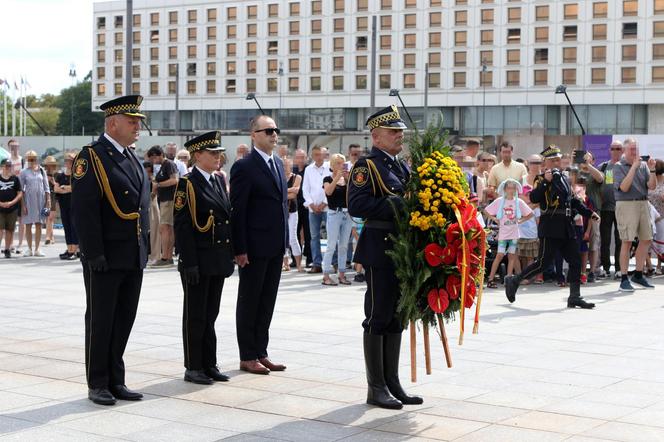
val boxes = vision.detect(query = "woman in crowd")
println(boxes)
[321,154,354,286]
[282,157,304,272]
[43,156,58,245]
[215,152,229,192]
[649,160,664,274]
[54,152,79,260]
[19,150,50,257]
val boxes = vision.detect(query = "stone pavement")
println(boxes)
[1,238,664,441]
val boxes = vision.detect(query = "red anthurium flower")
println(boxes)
[424,243,445,267]
[446,274,461,300]
[427,288,450,313]
[446,223,463,245]
[441,244,457,265]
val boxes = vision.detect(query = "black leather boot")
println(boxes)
[504,275,520,303]
[364,333,402,409]
[384,333,423,405]
[567,282,595,309]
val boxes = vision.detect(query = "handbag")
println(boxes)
[41,207,50,218]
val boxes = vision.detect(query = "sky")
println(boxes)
[1,0,95,98]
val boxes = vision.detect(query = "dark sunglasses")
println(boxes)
[479,159,493,162]
[610,147,623,151]
[529,161,543,165]
[254,128,281,136]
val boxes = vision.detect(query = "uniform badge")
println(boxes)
[352,166,369,187]
[73,158,88,179]
[174,190,187,211]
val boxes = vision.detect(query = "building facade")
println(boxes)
[92,0,664,138]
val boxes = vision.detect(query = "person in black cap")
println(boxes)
[504,145,600,309]
[173,131,234,385]
[71,94,150,405]
[347,105,422,410]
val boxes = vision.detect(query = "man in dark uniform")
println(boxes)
[174,131,234,385]
[505,145,600,309]
[71,95,150,405]
[347,105,423,410]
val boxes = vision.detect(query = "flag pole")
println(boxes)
[11,81,16,137]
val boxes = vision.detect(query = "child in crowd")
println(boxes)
[516,185,542,284]
[483,179,533,288]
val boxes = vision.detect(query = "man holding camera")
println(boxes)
[505,145,599,309]
[613,138,657,292]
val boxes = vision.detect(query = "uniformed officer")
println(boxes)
[71,95,150,405]
[174,131,234,385]
[505,145,600,309]
[348,105,423,410]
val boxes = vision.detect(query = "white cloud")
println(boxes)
[0,0,95,97]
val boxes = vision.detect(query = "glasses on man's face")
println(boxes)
[529,162,542,165]
[480,159,492,162]
[254,128,281,136]
[610,147,623,151]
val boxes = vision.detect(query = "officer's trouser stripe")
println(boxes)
[368,267,375,334]
[521,237,548,281]
[184,282,190,368]
[86,271,93,384]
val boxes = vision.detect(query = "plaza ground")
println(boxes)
[1,235,664,441]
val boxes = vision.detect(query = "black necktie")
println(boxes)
[268,158,281,188]
[210,176,222,197]
[123,148,141,182]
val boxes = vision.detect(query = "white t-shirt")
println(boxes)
[519,207,540,239]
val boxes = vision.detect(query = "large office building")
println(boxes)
[92,0,664,139]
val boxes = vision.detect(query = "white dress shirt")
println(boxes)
[104,133,128,154]
[302,162,332,212]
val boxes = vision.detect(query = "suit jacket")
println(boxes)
[348,147,410,268]
[174,167,234,277]
[71,134,150,270]
[230,148,288,259]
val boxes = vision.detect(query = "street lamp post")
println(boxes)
[481,58,487,138]
[246,93,266,115]
[555,84,586,135]
[389,89,417,131]
[69,64,77,135]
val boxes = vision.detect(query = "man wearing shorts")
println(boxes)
[148,145,179,266]
[0,159,23,258]
[613,138,658,292]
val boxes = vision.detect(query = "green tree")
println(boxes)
[26,107,61,135]
[56,79,104,135]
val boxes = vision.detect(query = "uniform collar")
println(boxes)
[195,165,213,182]
[103,133,128,155]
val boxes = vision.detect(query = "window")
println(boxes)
[591,68,606,84]
[333,76,344,90]
[114,15,123,28]
[623,0,638,16]
[653,66,664,82]
[534,69,548,85]
[592,46,606,62]
[268,41,278,54]
[535,27,549,42]
[247,42,257,55]
[247,23,257,36]
[187,80,196,94]
[429,32,441,47]
[226,79,236,93]
[114,83,122,95]
[508,7,521,23]
[404,53,416,69]
[593,24,607,40]
[188,45,197,58]
[380,55,391,69]
[97,33,105,45]
[207,26,216,40]
[622,67,636,83]
[168,81,176,94]
[564,3,578,19]
[246,78,256,92]
[97,67,105,79]
[593,2,608,18]
[227,7,237,20]
[334,17,344,32]
[623,23,637,39]
[97,83,106,96]
[247,5,257,19]
[207,8,217,22]
[114,66,122,79]
[334,37,344,51]
[356,56,367,70]
[167,11,176,24]
[311,19,321,34]
[655,22,664,37]
[267,78,278,92]
[381,0,392,9]
[187,63,197,76]
[428,72,440,88]
[356,36,368,50]
[562,68,576,85]
[290,2,300,16]
[455,10,467,25]
[114,49,123,62]
[148,65,156,77]
[404,34,416,48]
[355,75,367,90]
[480,50,493,65]
[290,21,300,35]
[97,17,106,30]
[357,16,368,31]
[289,59,299,72]
[507,49,520,65]
[188,27,197,41]
[226,43,236,56]
[268,59,278,73]
[455,31,467,46]
[430,12,442,26]
[312,1,322,14]
[534,48,548,64]
[247,60,256,74]
[311,39,321,53]
[535,5,549,21]
[398,14,414,31]
[429,52,441,67]
[405,0,417,8]
[481,9,494,24]
[134,83,143,97]
[206,80,215,93]
[480,70,493,86]
[289,77,299,91]
[310,57,321,71]
[622,45,637,61]
[381,15,391,30]
[563,47,577,63]
[507,29,520,44]
[454,51,466,67]
[379,74,391,89]
[563,25,577,41]
[227,25,236,38]
[168,46,177,59]
[506,70,520,86]
[654,43,664,59]
[188,9,197,23]
[168,29,176,42]
[114,32,123,45]
[311,77,321,91]
[380,35,391,49]
[207,62,216,75]
[133,31,140,44]
[481,30,493,45]
[431,0,442,5]
[133,48,140,61]
[334,56,345,70]
[453,72,466,88]
[268,22,278,36]
[289,40,300,54]
[357,0,367,11]
[403,74,415,89]
[226,61,235,74]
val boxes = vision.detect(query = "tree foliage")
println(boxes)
[55,79,104,136]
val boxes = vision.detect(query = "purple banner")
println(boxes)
[583,135,613,165]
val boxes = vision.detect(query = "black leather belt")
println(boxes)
[364,220,394,230]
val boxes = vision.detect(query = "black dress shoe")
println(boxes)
[567,298,595,309]
[205,366,230,382]
[504,275,519,303]
[184,369,214,385]
[88,388,116,405]
[110,385,143,400]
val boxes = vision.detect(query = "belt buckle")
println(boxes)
[565,207,571,217]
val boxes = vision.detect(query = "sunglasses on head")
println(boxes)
[254,128,281,136]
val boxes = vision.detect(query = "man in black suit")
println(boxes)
[72,95,150,405]
[230,115,288,375]
[174,131,235,385]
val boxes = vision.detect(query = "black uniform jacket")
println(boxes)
[348,147,410,268]
[174,167,234,277]
[530,171,593,240]
[71,135,150,270]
